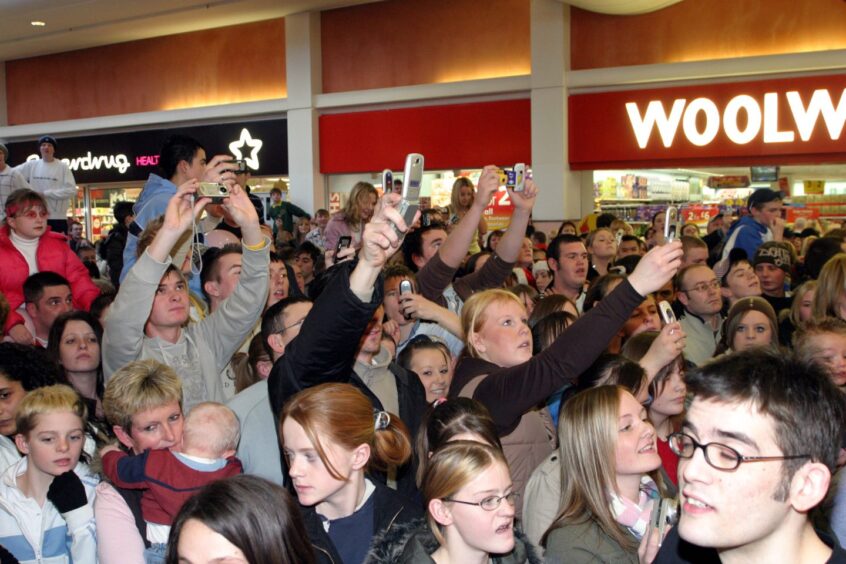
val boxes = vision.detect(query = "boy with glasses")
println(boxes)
[676,264,724,366]
[656,349,846,563]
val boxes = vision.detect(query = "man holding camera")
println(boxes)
[119,135,239,282]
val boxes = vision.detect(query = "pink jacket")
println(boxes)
[0,225,100,333]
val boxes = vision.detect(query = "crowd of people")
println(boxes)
[1,133,846,564]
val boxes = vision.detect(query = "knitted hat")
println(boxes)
[532,260,549,277]
[38,135,57,149]
[753,242,793,274]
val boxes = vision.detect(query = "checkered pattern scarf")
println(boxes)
[608,475,660,540]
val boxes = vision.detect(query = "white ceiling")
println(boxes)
[0,0,376,61]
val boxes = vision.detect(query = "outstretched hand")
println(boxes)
[509,178,538,212]
[628,241,683,297]
[359,193,419,270]
[474,165,500,209]
[163,180,209,235]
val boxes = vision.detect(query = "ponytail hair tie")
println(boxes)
[374,410,391,431]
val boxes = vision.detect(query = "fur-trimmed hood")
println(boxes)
[364,517,543,564]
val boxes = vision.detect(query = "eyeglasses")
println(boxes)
[668,432,809,471]
[16,208,48,219]
[443,492,520,511]
[681,279,720,294]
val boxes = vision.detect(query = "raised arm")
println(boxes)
[268,194,414,417]
[468,241,684,434]
[436,166,500,268]
[489,179,537,263]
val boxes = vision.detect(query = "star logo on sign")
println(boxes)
[229,128,263,171]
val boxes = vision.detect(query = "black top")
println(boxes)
[654,525,846,563]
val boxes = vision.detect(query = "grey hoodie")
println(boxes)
[103,240,269,410]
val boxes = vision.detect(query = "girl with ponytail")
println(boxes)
[280,382,422,564]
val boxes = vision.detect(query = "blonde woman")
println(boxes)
[324,182,379,252]
[367,441,541,564]
[542,386,667,564]
[448,177,487,254]
[451,242,683,511]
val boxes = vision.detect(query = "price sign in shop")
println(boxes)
[681,205,720,224]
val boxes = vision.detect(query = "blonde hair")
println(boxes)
[544,386,659,551]
[103,360,183,433]
[461,289,525,358]
[16,384,87,438]
[183,402,240,457]
[813,254,846,320]
[341,182,378,226]
[422,441,508,544]
[789,280,817,327]
[586,228,613,251]
[793,317,846,366]
[280,383,411,480]
[449,177,474,216]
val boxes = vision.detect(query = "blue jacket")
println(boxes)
[722,215,770,261]
[120,174,177,282]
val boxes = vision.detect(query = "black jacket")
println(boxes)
[102,222,128,287]
[365,517,542,564]
[304,481,423,564]
[267,260,426,498]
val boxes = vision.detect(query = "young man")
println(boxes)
[677,264,724,366]
[656,350,846,563]
[546,233,589,310]
[617,235,644,259]
[721,188,785,261]
[14,136,76,234]
[382,264,463,357]
[753,241,794,314]
[293,241,321,296]
[119,135,237,282]
[103,182,269,411]
[718,251,762,310]
[22,272,74,347]
[266,186,310,239]
[0,143,30,222]
[402,165,537,313]
[680,236,709,268]
[100,200,135,287]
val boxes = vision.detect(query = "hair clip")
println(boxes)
[374,410,391,431]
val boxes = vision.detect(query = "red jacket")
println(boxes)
[0,225,100,333]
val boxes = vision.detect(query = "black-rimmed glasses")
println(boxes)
[668,432,810,471]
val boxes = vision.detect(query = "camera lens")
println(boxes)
[219,186,228,194]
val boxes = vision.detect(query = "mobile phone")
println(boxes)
[225,160,248,174]
[651,498,678,545]
[396,153,423,235]
[335,235,352,257]
[658,300,677,325]
[615,229,624,247]
[664,206,679,243]
[399,279,413,320]
[512,163,526,192]
[382,169,393,193]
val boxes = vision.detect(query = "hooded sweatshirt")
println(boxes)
[120,174,177,282]
[103,239,269,411]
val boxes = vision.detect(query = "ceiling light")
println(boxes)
[31,21,46,27]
